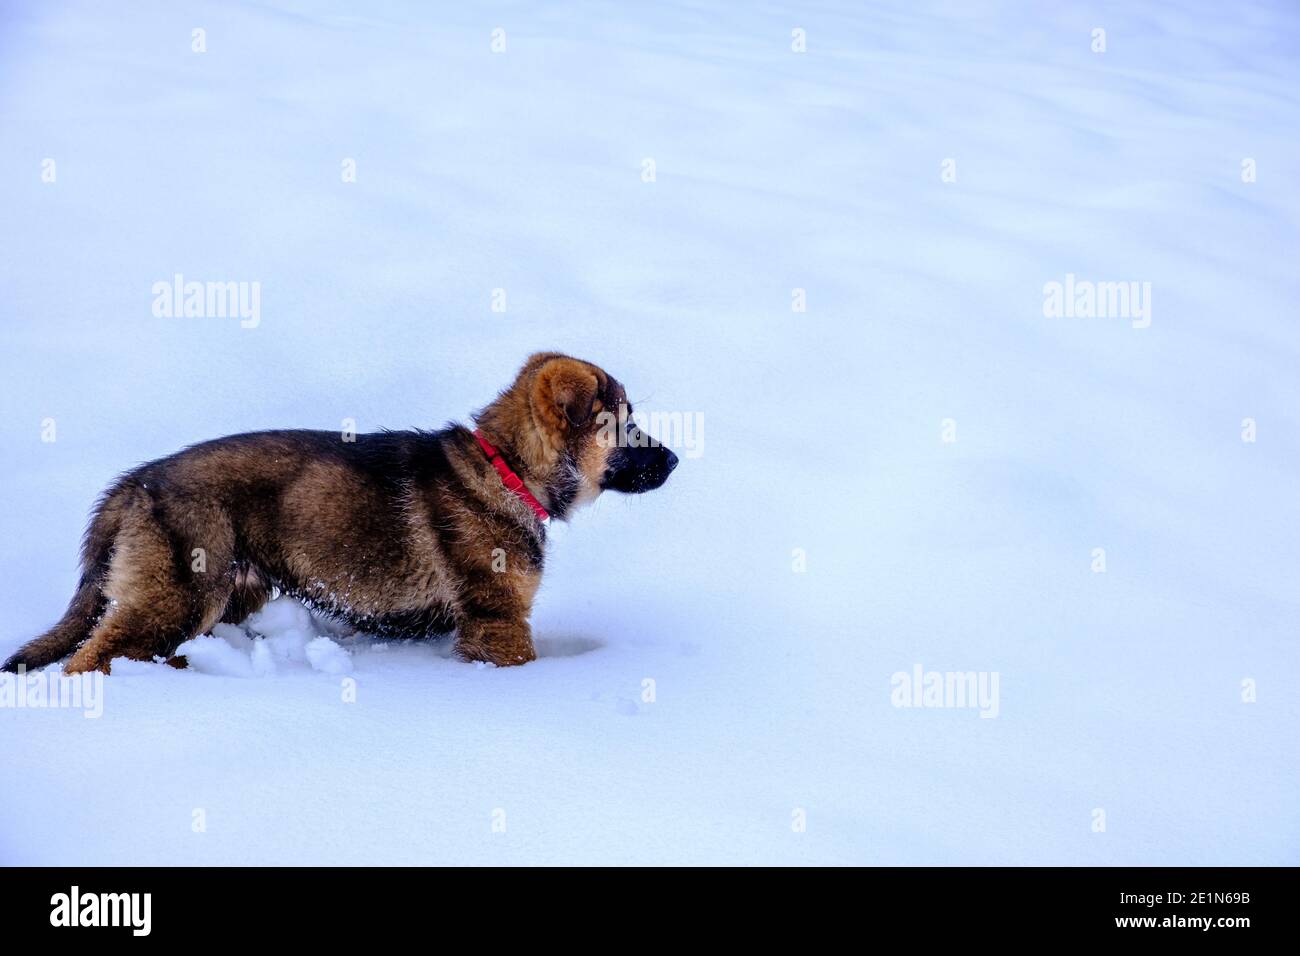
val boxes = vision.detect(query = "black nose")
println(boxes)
[664,449,679,472]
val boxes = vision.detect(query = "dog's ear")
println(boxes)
[532,357,599,433]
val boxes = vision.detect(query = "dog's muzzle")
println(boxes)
[601,429,678,494]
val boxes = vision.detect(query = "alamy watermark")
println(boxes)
[596,402,703,459]
[891,664,999,718]
[152,273,261,328]
[50,886,150,935]
[1,665,103,718]
[1043,273,1151,329]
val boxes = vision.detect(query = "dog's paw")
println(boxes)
[454,621,536,667]
[63,648,112,676]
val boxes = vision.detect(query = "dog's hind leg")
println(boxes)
[63,490,235,675]
[64,583,233,674]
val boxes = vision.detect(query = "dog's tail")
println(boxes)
[1,578,105,673]
[1,486,123,673]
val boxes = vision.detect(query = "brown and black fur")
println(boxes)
[2,353,677,675]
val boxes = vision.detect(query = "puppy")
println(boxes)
[2,353,678,674]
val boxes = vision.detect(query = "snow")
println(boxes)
[1,0,1298,864]
[304,636,353,676]
[172,599,355,677]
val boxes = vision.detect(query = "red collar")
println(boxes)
[473,430,550,524]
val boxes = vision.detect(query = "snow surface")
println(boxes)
[1,0,1298,865]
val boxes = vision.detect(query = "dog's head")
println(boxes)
[474,353,678,519]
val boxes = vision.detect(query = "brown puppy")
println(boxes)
[2,353,678,675]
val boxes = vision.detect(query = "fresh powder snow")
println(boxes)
[0,1,1297,864]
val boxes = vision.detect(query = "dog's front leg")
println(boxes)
[453,566,540,667]
[455,614,537,667]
